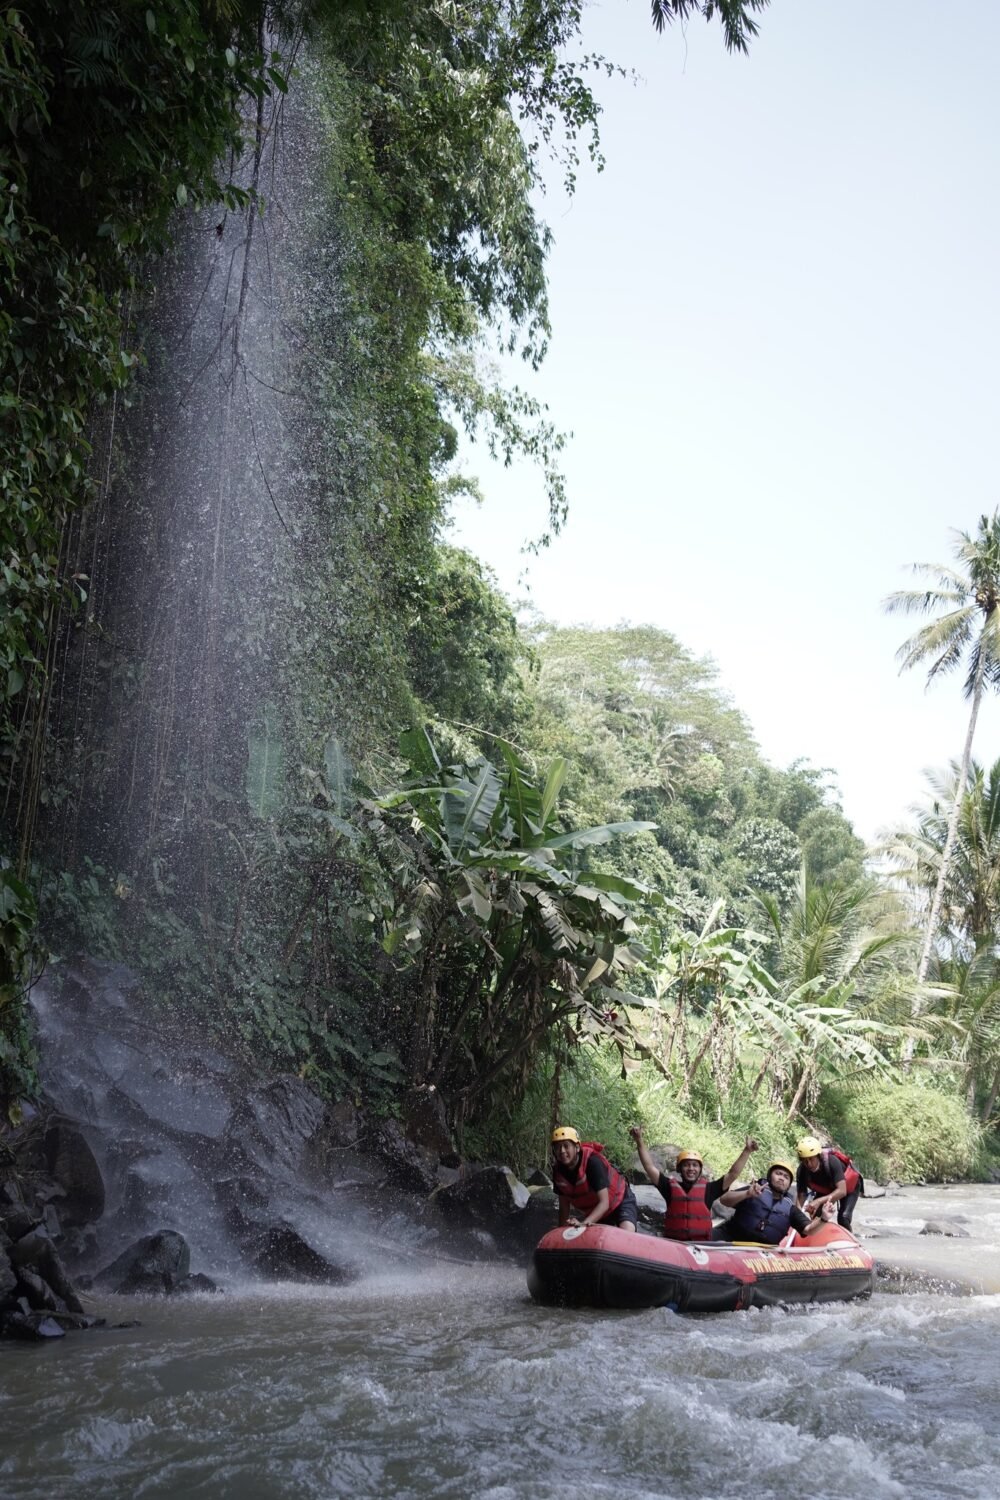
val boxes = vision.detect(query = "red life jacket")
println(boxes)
[660,1173,713,1241]
[804,1148,860,1197]
[552,1142,627,1219]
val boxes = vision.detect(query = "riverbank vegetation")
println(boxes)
[2,1,997,1187]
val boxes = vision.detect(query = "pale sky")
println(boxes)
[449,0,1000,844]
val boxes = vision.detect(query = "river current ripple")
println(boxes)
[2,1266,1000,1500]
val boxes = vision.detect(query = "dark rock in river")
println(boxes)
[249,1220,355,1284]
[1,1311,66,1341]
[432,1163,542,1255]
[93,1229,191,1293]
[173,1272,220,1295]
[435,1164,530,1225]
[14,1267,61,1313]
[7,1227,85,1313]
[920,1219,972,1238]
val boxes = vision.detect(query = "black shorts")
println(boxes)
[604,1188,638,1227]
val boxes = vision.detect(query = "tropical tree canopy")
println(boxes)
[885,510,1000,981]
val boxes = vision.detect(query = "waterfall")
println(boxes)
[25,44,374,1283]
[52,37,325,910]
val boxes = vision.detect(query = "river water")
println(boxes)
[3,1261,1000,1500]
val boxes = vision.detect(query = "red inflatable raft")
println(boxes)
[528,1221,874,1312]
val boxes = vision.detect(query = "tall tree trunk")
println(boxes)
[916,662,986,986]
[786,1059,814,1120]
[680,1004,722,1100]
[981,1061,1000,1123]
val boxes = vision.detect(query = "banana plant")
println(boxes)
[359,726,661,1113]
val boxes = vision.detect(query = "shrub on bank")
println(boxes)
[819,1081,982,1183]
[469,1044,802,1183]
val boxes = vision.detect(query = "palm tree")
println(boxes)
[884,512,1000,982]
[756,872,911,1117]
[650,0,769,53]
[882,758,1000,962]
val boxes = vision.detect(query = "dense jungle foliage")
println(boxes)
[2,0,997,1184]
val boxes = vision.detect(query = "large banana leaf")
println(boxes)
[539,757,567,826]
[543,819,656,851]
[497,739,545,843]
[441,761,503,853]
[399,724,441,778]
[246,702,284,819]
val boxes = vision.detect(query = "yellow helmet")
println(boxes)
[551,1125,580,1145]
[796,1135,823,1159]
[767,1159,796,1178]
[675,1148,703,1167]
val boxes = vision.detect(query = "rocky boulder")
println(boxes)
[371,1117,440,1196]
[249,1221,355,1284]
[92,1229,191,1294]
[435,1164,530,1223]
[920,1219,972,1238]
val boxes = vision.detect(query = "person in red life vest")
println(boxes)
[629,1126,759,1242]
[551,1126,639,1232]
[794,1135,863,1230]
[715,1159,837,1245]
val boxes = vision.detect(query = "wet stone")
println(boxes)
[0,1248,16,1301]
[93,1229,191,1293]
[920,1219,972,1238]
[1,1206,42,1241]
[435,1165,531,1225]
[15,1268,62,1312]
[250,1220,355,1285]
[173,1273,221,1295]
[1,1311,66,1341]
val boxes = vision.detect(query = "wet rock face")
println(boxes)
[13,957,559,1316]
[225,1076,329,1180]
[371,1117,441,1196]
[402,1086,459,1167]
[44,1118,106,1225]
[0,1208,88,1339]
